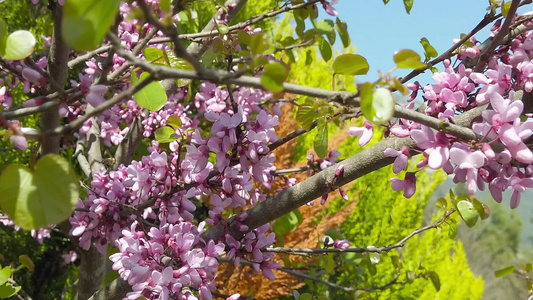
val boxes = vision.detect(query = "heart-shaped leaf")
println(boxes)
[165,115,182,129]
[393,49,426,69]
[2,30,36,60]
[360,86,395,124]
[133,72,167,111]
[154,126,178,143]
[0,155,79,230]
[457,200,479,227]
[0,266,11,286]
[333,54,369,75]
[261,63,287,92]
[62,0,122,51]
[0,283,20,298]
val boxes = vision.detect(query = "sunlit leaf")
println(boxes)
[296,104,315,130]
[133,72,167,112]
[154,127,178,143]
[0,283,20,298]
[0,266,10,286]
[393,49,426,69]
[166,115,182,129]
[361,86,394,124]
[0,155,79,230]
[457,200,479,227]
[0,20,8,57]
[63,0,122,50]
[420,37,438,62]
[2,30,35,60]
[332,54,369,75]
[403,0,414,14]
[318,37,332,62]
[501,1,512,17]
[495,265,515,278]
[261,63,287,92]
[315,19,334,34]
[336,18,350,48]
[143,47,166,64]
[314,119,328,158]
[217,24,229,34]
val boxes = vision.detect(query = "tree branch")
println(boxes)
[200,105,484,243]
[264,208,455,255]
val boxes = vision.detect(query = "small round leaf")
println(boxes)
[332,54,369,75]
[261,63,287,93]
[360,86,395,124]
[393,49,426,69]
[457,200,479,227]
[2,30,36,60]
[0,154,79,230]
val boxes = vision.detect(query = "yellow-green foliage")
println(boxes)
[308,162,484,299]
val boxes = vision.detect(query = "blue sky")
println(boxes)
[331,0,532,84]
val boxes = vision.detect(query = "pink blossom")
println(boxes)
[390,172,417,198]
[349,121,373,147]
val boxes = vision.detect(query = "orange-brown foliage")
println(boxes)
[216,100,359,299]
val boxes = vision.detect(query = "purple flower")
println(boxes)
[390,172,417,198]
[450,147,486,195]
[410,125,450,169]
[349,121,373,147]
[384,146,410,174]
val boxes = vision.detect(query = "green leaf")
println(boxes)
[315,19,334,34]
[292,290,300,300]
[436,198,447,210]
[361,86,394,125]
[154,127,178,143]
[2,31,36,60]
[299,294,312,300]
[457,200,479,227]
[261,63,287,93]
[318,37,332,62]
[0,155,79,230]
[62,0,122,51]
[0,20,8,57]
[143,47,166,64]
[166,115,182,129]
[249,32,268,54]
[495,265,515,278]
[18,255,34,272]
[217,24,229,35]
[325,253,335,274]
[420,37,438,62]
[0,266,11,286]
[332,54,369,75]
[0,283,20,299]
[314,119,328,158]
[501,1,512,17]
[393,49,426,69]
[427,271,440,291]
[336,18,350,48]
[403,0,414,14]
[472,198,490,220]
[295,104,315,130]
[448,222,457,239]
[160,0,171,13]
[133,72,167,111]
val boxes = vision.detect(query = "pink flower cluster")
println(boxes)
[384,26,533,209]
[110,221,224,300]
